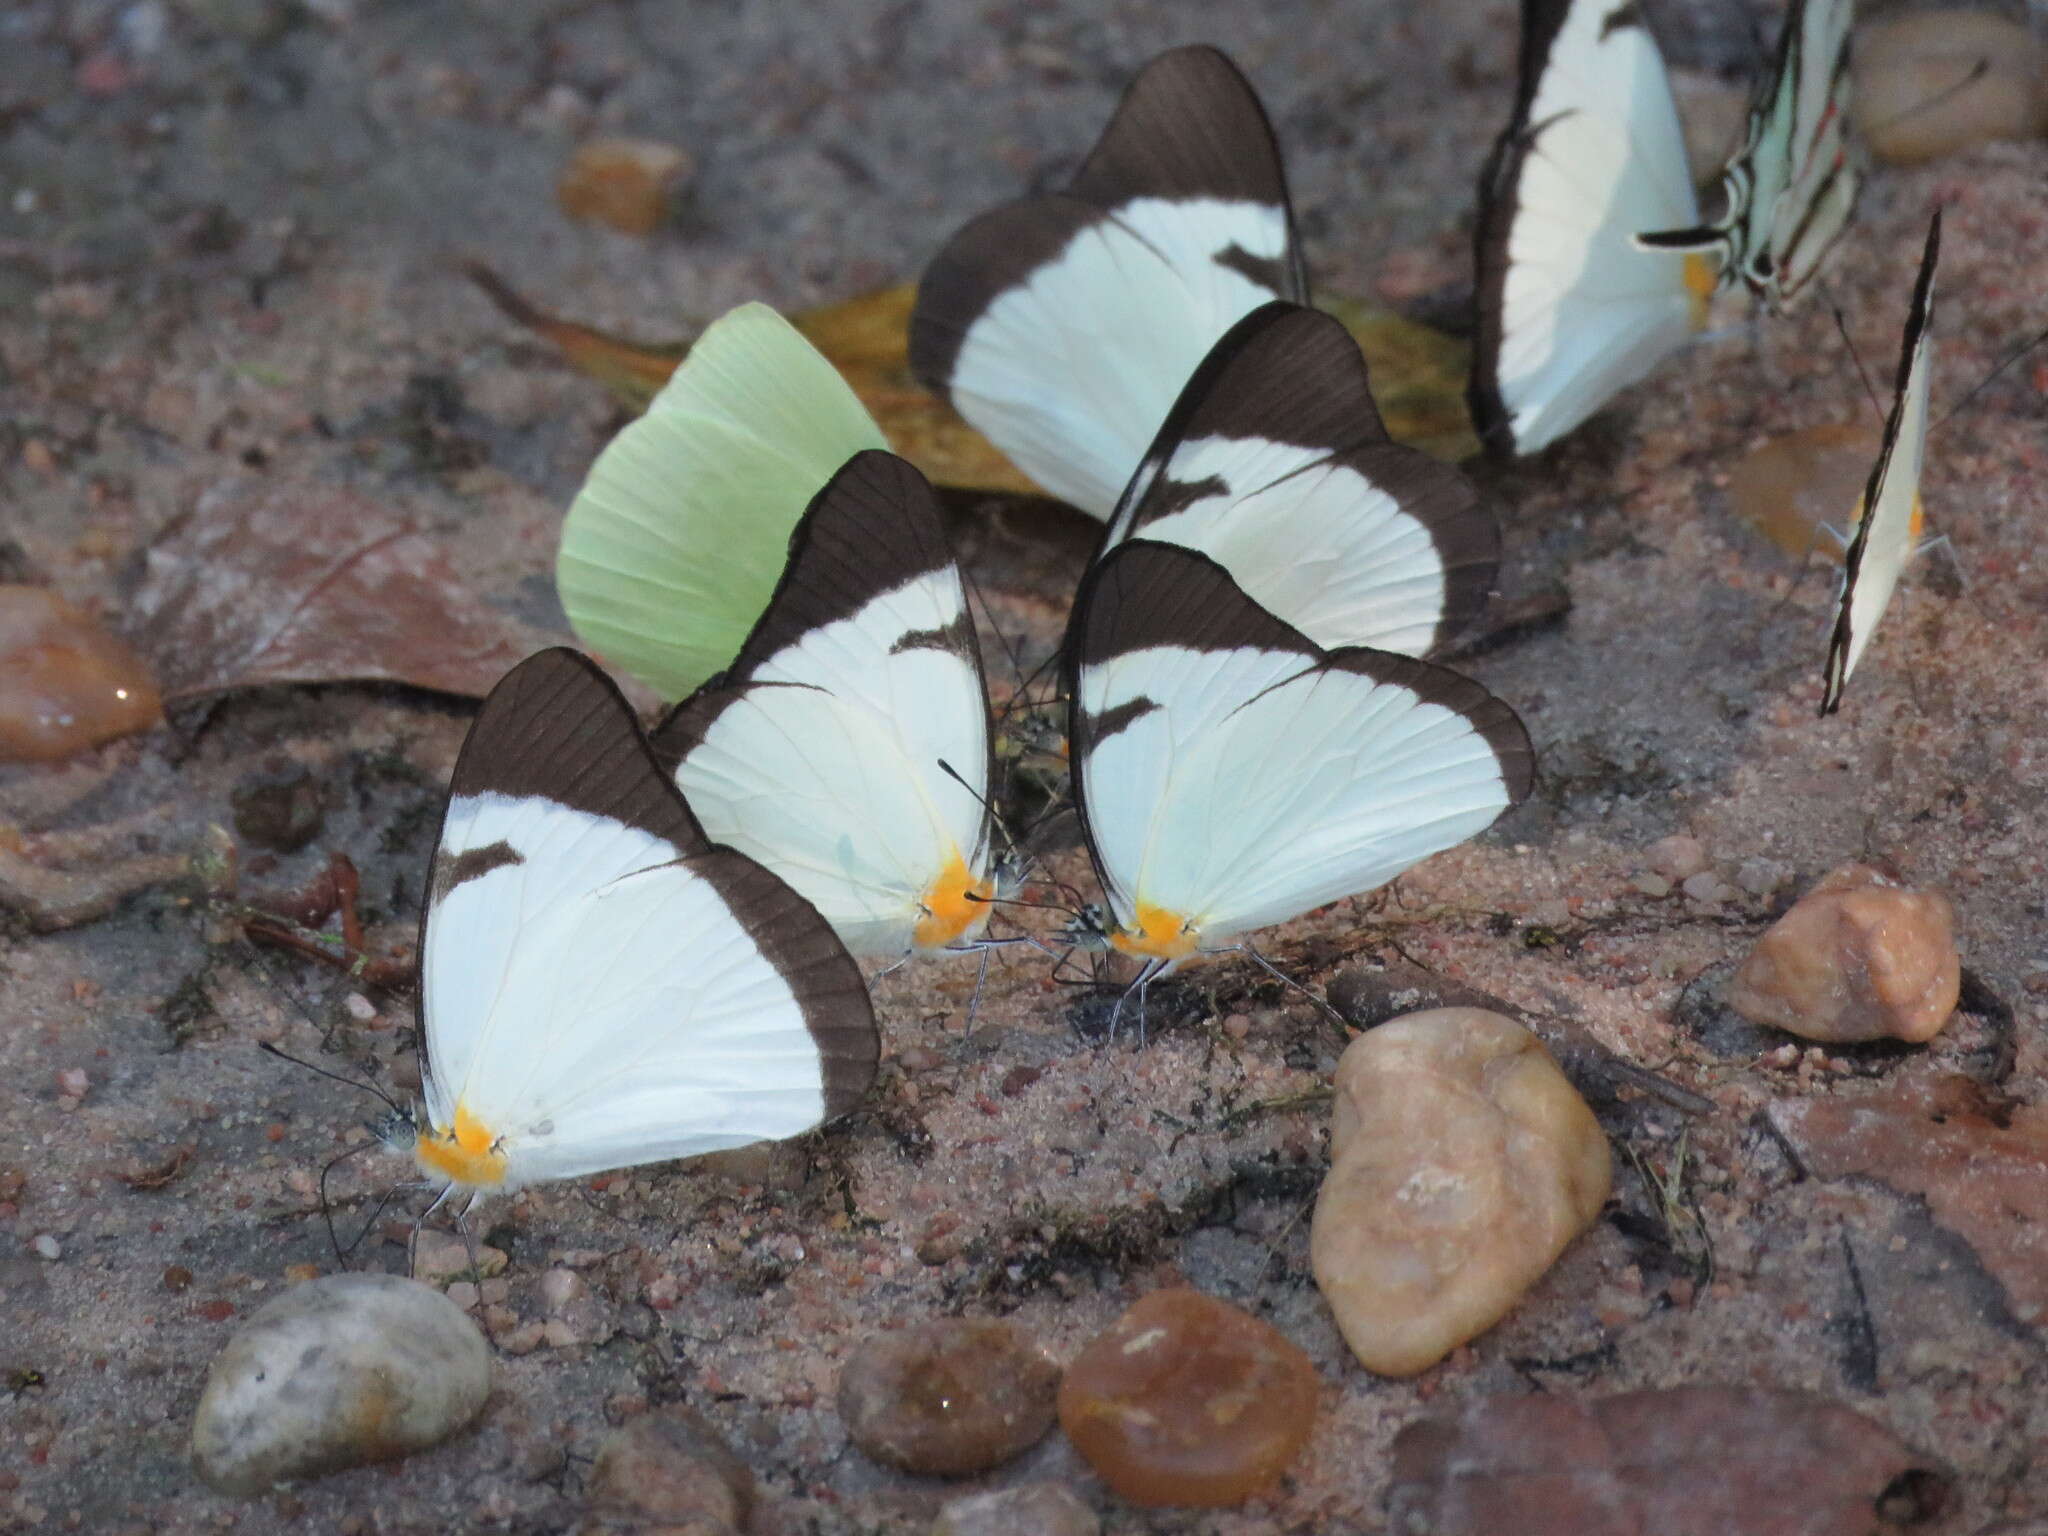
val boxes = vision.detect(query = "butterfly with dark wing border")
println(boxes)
[1099,300,1501,659]
[1471,0,1721,457]
[1822,210,1940,715]
[1063,539,1535,995]
[910,44,1306,520]
[1638,0,1857,311]
[651,450,1004,962]
[402,648,878,1208]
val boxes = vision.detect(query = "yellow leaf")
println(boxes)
[1317,295,1482,464]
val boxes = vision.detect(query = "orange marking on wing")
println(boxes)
[912,849,995,952]
[1109,903,1201,963]
[414,1102,508,1188]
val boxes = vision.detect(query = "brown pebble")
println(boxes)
[1728,863,1960,1044]
[1310,1009,1611,1377]
[1855,11,2048,166]
[1057,1289,1318,1508]
[1728,424,1881,560]
[557,138,695,235]
[163,1265,194,1292]
[0,586,162,762]
[932,1482,1100,1536]
[839,1318,1060,1476]
[230,760,326,853]
[587,1403,753,1530]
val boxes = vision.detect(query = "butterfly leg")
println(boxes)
[1239,942,1347,1031]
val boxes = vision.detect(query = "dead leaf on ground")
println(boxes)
[1388,1386,1948,1536]
[125,473,569,703]
[466,268,1485,500]
[113,1143,196,1191]
[1769,1075,2048,1326]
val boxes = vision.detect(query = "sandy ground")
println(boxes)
[3,0,2046,1531]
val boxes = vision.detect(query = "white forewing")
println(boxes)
[1080,645,1517,943]
[948,198,1291,518]
[1111,435,1452,656]
[1831,319,1932,695]
[676,572,990,957]
[1483,0,1705,453]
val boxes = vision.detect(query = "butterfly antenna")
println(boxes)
[1934,319,2048,435]
[961,567,1034,698]
[936,756,1017,856]
[257,1040,406,1116]
[1239,943,1349,1033]
[1831,304,1886,425]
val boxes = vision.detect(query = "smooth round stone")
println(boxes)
[587,1404,753,1532]
[1729,863,1960,1043]
[839,1318,1061,1477]
[1312,1009,1611,1377]
[189,1273,490,1495]
[556,137,695,235]
[931,1483,1099,1536]
[1056,1289,1318,1508]
[1855,11,2047,166]
[0,585,161,762]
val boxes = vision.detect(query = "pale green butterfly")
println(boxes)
[556,302,887,700]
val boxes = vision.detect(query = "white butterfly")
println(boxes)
[1065,540,1534,985]
[404,648,877,1205]
[912,44,1305,518]
[652,451,1002,961]
[1471,0,1719,455]
[1101,300,1500,659]
[1823,212,1940,714]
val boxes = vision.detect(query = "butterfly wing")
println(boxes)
[653,452,995,958]
[556,303,888,700]
[1472,0,1709,455]
[1103,302,1499,658]
[1067,542,1533,949]
[1822,212,1939,714]
[418,649,877,1188]
[910,45,1305,518]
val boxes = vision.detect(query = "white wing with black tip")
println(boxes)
[1102,301,1500,658]
[1065,541,1534,964]
[414,648,878,1195]
[911,44,1306,518]
[1822,211,1939,714]
[1472,0,1716,456]
[653,451,997,960]
[1638,0,1857,310]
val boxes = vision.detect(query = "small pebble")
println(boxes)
[189,1273,489,1495]
[556,138,695,235]
[1728,425,1880,559]
[586,1403,753,1531]
[1728,863,1960,1043]
[1057,1289,1318,1508]
[1631,873,1672,899]
[342,993,377,1023]
[1681,872,1728,905]
[54,1068,89,1100]
[228,760,326,853]
[31,1234,61,1261]
[537,1267,584,1311]
[1311,1008,1611,1377]
[932,1483,1100,1536]
[411,1230,508,1283]
[1645,834,1708,882]
[1855,10,2048,166]
[839,1318,1061,1476]
[0,586,162,762]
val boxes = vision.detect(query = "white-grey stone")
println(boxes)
[189,1273,490,1495]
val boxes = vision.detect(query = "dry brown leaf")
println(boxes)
[466,268,1484,501]
[1769,1076,2048,1326]
[113,1143,196,1191]
[127,473,568,703]
[1388,1387,1947,1535]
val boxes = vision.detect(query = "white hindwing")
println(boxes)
[1080,645,1519,943]
[1110,434,1455,657]
[675,573,991,957]
[950,198,1292,518]
[421,793,827,1186]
